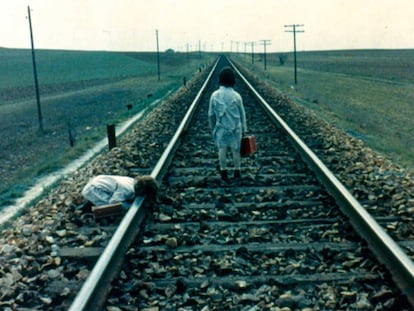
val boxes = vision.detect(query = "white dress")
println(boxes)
[208,86,247,149]
[81,175,135,206]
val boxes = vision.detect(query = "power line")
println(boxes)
[284,24,304,84]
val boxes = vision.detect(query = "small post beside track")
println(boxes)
[107,124,116,150]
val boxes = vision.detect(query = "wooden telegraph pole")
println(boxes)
[251,42,255,64]
[259,40,271,70]
[156,29,160,81]
[27,6,44,133]
[186,43,189,65]
[284,24,304,84]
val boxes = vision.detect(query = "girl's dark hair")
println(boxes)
[219,67,235,87]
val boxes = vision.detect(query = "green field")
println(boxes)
[0,48,212,207]
[2,48,413,208]
[235,49,414,171]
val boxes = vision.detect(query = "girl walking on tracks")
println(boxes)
[209,66,247,182]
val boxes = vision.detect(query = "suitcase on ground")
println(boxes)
[240,135,257,157]
[92,203,123,219]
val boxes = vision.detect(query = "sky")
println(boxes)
[1,0,414,53]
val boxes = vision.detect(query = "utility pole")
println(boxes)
[251,42,255,64]
[284,24,304,84]
[27,6,43,133]
[186,43,189,65]
[259,40,271,70]
[186,43,190,66]
[156,29,160,81]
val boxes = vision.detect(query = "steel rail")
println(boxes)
[229,58,414,306]
[69,57,220,311]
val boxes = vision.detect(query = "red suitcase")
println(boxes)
[240,135,257,157]
[92,203,123,219]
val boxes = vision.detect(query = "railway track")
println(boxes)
[64,56,412,309]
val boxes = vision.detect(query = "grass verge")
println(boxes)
[0,50,215,208]
[235,51,414,171]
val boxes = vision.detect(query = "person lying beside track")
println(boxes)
[81,174,158,211]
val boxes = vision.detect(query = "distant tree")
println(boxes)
[278,53,288,65]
